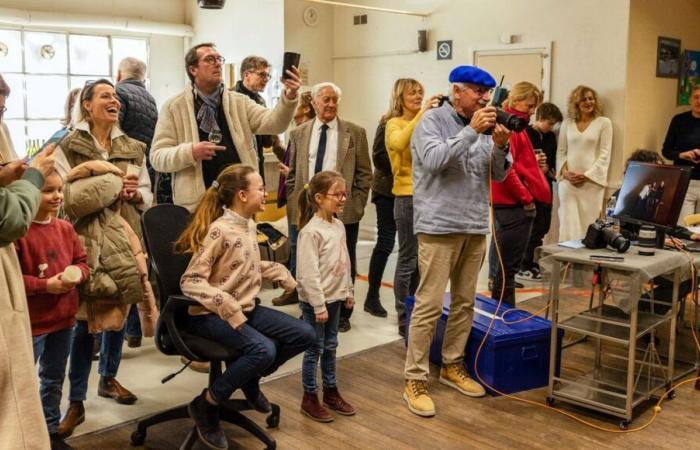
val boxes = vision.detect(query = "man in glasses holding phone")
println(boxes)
[233,55,286,182]
[151,43,300,212]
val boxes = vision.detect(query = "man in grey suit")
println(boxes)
[277,82,372,332]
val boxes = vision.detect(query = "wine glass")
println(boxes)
[208,129,223,144]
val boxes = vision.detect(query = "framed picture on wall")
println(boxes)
[678,50,700,105]
[656,36,681,78]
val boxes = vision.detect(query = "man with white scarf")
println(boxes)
[151,43,300,212]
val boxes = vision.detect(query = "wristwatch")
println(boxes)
[497,142,510,153]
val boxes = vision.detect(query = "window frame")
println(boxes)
[0,27,149,151]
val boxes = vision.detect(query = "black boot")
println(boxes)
[363,298,388,318]
[50,435,74,450]
[187,389,228,450]
[242,380,271,413]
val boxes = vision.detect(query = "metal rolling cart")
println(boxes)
[542,247,689,430]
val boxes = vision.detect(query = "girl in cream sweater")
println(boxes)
[296,170,356,423]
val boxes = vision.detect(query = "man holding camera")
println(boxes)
[403,66,511,417]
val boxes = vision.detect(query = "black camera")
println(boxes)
[582,219,630,253]
[484,86,528,134]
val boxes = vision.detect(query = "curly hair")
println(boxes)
[567,85,603,121]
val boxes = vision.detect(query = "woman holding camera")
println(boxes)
[489,81,546,306]
[557,85,612,241]
[384,78,440,335]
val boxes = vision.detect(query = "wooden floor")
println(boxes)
[69,292,700,450]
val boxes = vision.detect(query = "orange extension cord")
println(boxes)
[479,150,700,433]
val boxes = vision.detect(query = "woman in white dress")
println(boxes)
[556,85,613,241]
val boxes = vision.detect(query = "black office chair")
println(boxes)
[130,204,280,450]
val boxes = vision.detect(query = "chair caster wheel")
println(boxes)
[619,420,630,431]
[546,397,556,407]
[667,390,676,400]
[266,404,280,428]
[130,429,146,446]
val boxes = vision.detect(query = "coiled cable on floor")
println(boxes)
[476,146,700,433]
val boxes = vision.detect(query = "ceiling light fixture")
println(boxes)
[198,0,226,9]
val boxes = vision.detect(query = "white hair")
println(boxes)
[449,82,467,98]
[311,82,342,100]
[118,57,147,81]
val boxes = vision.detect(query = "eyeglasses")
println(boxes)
[251,71,271,81]
[201,55,225,65]
[324,192,348,201]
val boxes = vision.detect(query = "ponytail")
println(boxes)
[296,170,345,230]
[176,164,256,253]
[297,184,316,230]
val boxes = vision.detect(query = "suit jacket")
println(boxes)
[286,118,372,225]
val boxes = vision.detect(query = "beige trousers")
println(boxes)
[404,233,486,381]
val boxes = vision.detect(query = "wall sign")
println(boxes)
[437,40,452,60]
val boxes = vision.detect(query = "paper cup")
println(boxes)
[126,163,140,178]
[62,265,82,284]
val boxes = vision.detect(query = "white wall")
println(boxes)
[187,0,285,74]
[0,0,188,106]
[624,0,700,161]
[0,0,186,23]
[284,0,334,87]
[329,0,631,178]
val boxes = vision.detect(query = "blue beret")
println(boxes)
[448,66,496,88]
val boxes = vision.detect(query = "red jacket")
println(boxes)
[15,218,89,336]
[491,108,551,206]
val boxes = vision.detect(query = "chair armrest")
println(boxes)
[157,294,202,362]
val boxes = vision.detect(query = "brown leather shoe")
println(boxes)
[126,336,142,348]
[57,401,85,439]
[323,387,356,416]
[98,376,137,404]
[301,391,333,422]
[272,289,298,306]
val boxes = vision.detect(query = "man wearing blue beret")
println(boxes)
[403,65,512,417]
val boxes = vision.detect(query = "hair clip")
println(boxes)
[212,180,220,189]
[304,183,309,190]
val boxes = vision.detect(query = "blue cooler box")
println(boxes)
[405,293,563,395]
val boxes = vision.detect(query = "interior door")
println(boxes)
[475,52,544,91]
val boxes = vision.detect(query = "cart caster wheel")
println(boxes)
[266,404,280,428]
[130,429,146,446]
[619,420,630,431]
[546,397,556,407]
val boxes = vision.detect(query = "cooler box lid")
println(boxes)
[441,294,553,345]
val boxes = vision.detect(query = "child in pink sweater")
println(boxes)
[177,164,314,449]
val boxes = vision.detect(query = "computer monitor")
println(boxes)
[612,162,691,230]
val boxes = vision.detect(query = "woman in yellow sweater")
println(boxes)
[385,78,439,336]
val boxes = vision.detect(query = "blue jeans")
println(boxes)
[67,320,127,401]
[186,306,315,404]
[300,301,341,393]
[32,327,73,435]
[126,304,142,338]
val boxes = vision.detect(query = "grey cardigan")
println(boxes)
[411,102,511,235]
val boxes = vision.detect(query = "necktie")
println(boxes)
[314,124,329,174]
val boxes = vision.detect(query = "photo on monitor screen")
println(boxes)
[612,162,691,229]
